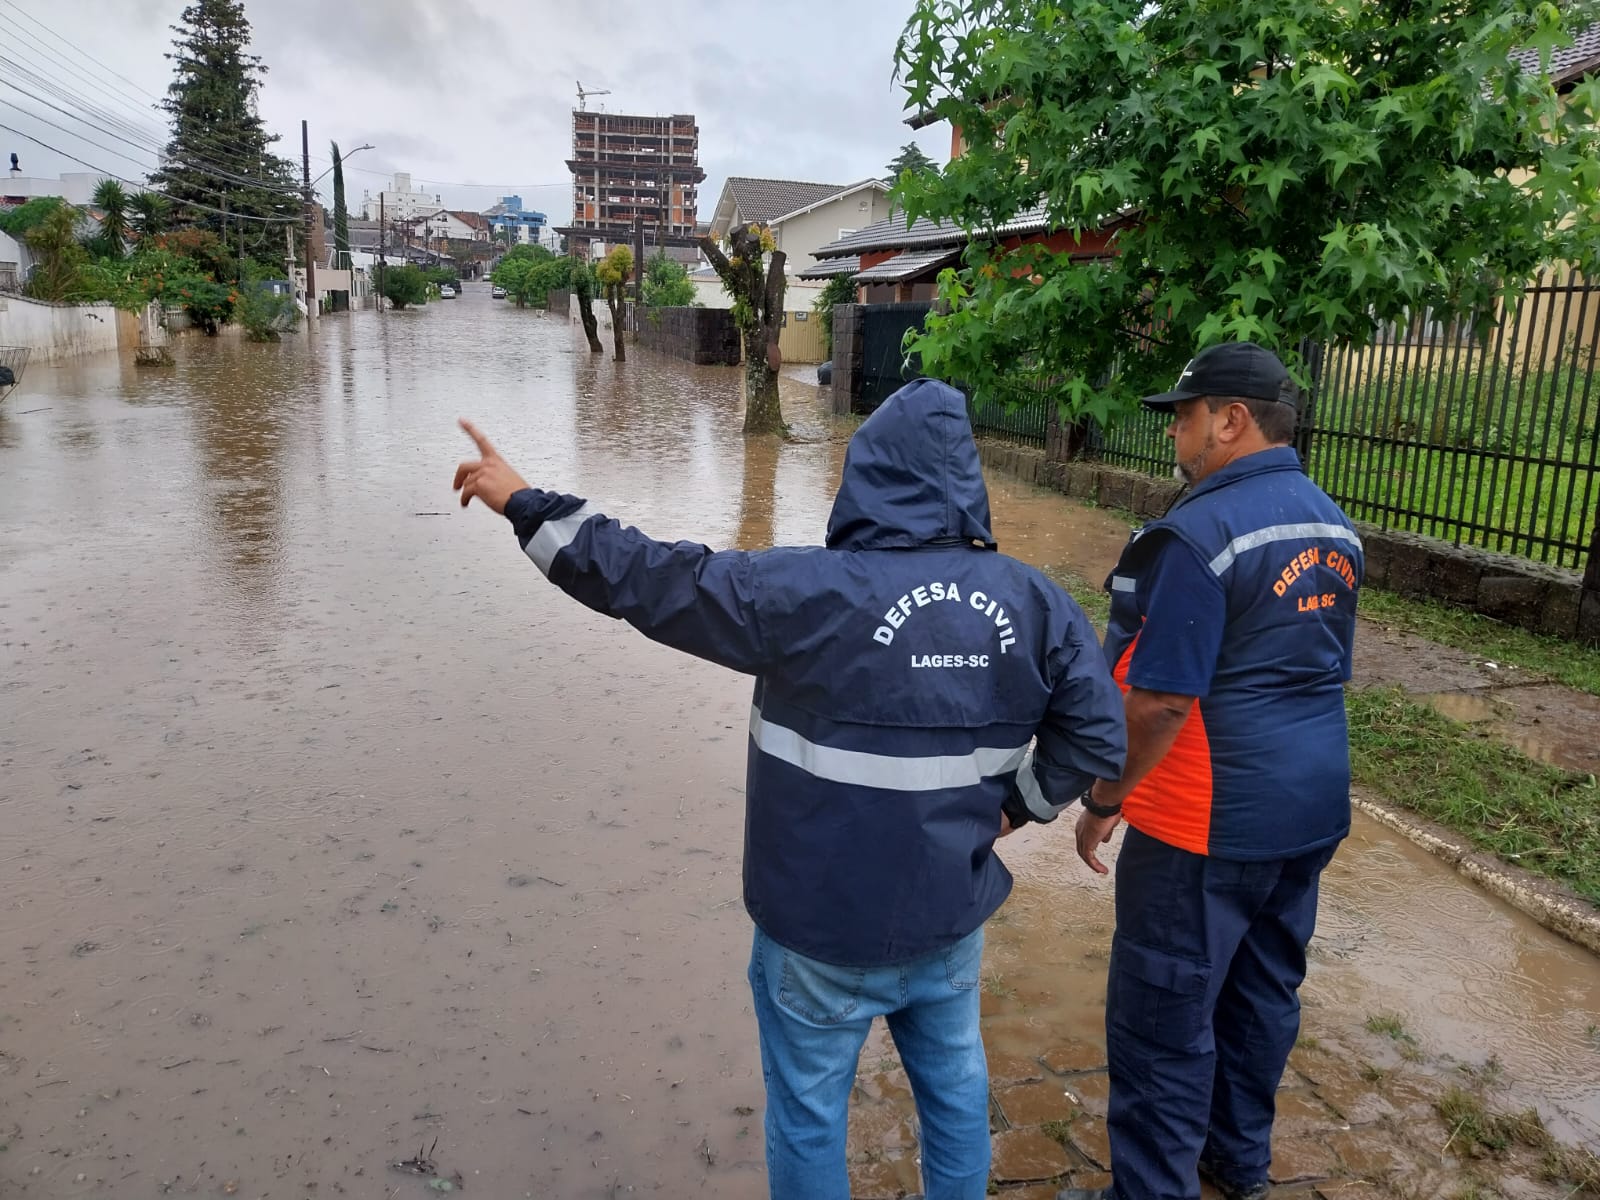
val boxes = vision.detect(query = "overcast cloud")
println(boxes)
[3,0,950,220]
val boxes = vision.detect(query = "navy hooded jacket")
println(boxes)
[502,378,1127,966]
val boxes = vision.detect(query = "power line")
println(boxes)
[0,122,299,224]
[0,0,165,105]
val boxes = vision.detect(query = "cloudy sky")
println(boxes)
[2,0,951,220]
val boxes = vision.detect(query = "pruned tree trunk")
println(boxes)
[700,224,787,436]
[574,275,604,353]
[605,292,626,362]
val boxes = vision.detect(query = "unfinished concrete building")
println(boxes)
[558,110,705,259]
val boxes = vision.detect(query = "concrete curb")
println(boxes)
[1351,795,1600,957]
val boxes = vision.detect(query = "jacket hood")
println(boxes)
[826,378,996,551]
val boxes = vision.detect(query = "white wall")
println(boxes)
[774,188,893,271]
[2,171,143,206]
[0,294,161,362]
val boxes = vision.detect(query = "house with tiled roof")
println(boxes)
[706,176,894,275]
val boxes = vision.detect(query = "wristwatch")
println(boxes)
[1080,788,1123,819]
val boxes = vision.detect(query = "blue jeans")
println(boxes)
[1105,827,1339,1200]
[747,924,991,1200]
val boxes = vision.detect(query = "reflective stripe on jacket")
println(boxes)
[504,379,1127,965]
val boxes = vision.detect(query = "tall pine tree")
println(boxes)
[153,0,298,270]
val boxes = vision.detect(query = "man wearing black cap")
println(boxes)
[1053,343,1362,1200]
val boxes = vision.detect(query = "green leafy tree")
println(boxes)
[894,0,1600,423]
[23,205,92,301]
[0,195,67,239]
[641,250,697,308]
[381,264,429,309]
[89,179,130,259]
[173,274,237,334]
[153,0,298,263]
[595,245,634,361]
[885,141,938,181]
[128,191,172,247]
[236,283,298,341]
[699,223,788,434]
[813,273,858,358]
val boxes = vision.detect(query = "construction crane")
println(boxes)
[576,81,611,111]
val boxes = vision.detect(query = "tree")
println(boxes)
[641,250,697,308]
[382,264,430,309]
[330,142,350,270]
[129,191,172,247]
[700,223,788,434]
[0,195,66,239]
[153,0,298,265]
[885,141,938,182]
[813,273,858,359]
[89,179,129,259]
[893,0,1600,424]
[596,245,634,361]
[23,204,91,301]
[571,259,604,353]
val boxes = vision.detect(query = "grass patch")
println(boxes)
[1438,1085,1511,1155]
[1347,687,1600,904]
[1040,1118,1073,1146]
[1365,1012,1410,1040]
[1041,564,1110,628]
[982,972,1016,999]
[1357,589,1600,698]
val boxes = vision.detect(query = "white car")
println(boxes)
[491,285,507,299]
[439,285,457,299]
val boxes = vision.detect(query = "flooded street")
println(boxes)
[2,287,1597,1198]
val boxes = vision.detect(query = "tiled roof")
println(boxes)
[853,247,962,282]
[449,210,490,231]
[726,177,849,225]
[796,256,860,280]
[812,203,1050,258]
[1513,22,1600,85]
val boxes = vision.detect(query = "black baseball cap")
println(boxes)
[1141,341,1296,412]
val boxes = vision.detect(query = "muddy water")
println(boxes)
[0,290,1596,1198]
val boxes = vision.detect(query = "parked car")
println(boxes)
[491,284,506,299]
[439,285,457,299]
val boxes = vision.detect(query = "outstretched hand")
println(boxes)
[452,419,529,515]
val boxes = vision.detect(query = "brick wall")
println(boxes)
[633,306,741,366]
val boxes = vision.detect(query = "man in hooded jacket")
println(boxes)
[453,378,1127,1200]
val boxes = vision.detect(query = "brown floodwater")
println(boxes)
[1,288,1596,1198]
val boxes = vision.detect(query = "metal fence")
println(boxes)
[1095,274,1600,571]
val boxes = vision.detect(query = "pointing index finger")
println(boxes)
[458,418,498,459]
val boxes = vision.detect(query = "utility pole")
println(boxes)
[378,192,386,313]
[302,119,317,328]
[632,213,644,334]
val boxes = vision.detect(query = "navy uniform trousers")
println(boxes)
[1105,826,1340,1200]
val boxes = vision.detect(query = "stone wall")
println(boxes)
[974,440,1600,645]
[633,306,740,366]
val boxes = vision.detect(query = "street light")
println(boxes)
[309,143,374,189]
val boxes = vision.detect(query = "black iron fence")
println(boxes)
[1096,274,1600,571]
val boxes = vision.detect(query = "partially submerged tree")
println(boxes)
[699,222,787,435]
[596,245,634,361]
[571,259,604,353]
[894,0,1600,422]
[381,264,429,309]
